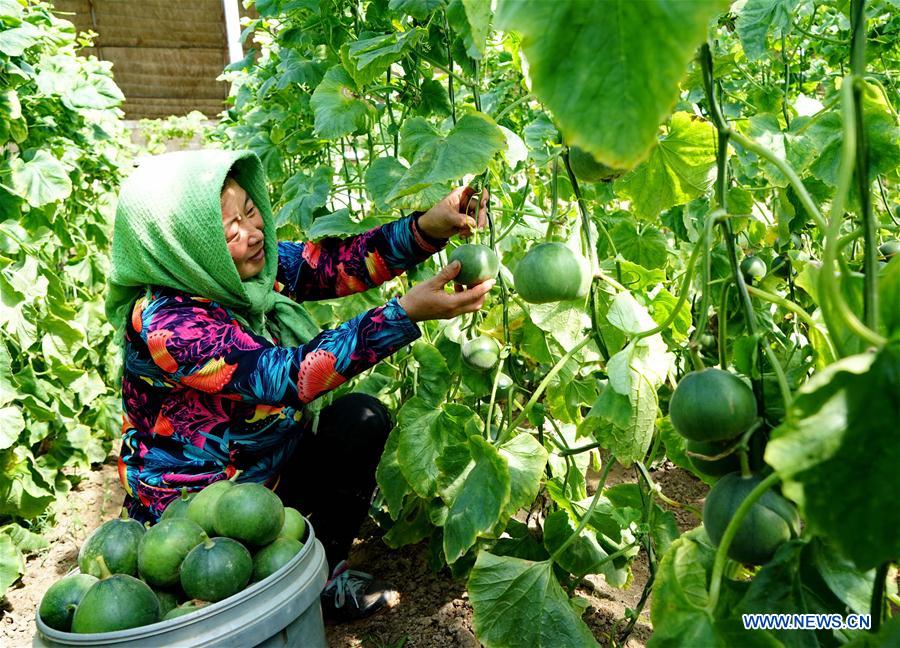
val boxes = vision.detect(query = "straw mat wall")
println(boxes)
[51,0,254,119]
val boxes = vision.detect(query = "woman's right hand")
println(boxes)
[398,261,495,322]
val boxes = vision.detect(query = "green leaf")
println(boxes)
[649,289,692,342]
[0,533,24,599]
[0,21,41,56]
[0,447,55,519]
[1,523,49,553]
[277,166,332,229]
[736,0,801,61]
[649,528,779,647]
[441,435,510,563]
[309,66,374,139]
[0,0,25,20]
[618,112,717,220]
[468,553,599,648]
[527,300,591,351]
[383,498,432,548]
[364,156,449,211]
[0,406,24,449]
[543,509,612,578]
[376,427,411,520]
[610,221,668,269]
[389,0,445,20]
[341,29,423,87]
[8,150,72,207]
[397,399,476,498]
[497,433,547,520]
[765,345,900,570]
[307,209,381,240]
[803,85,900,185]
[412,342,451,406]
[495,0,729,169]
[522,113,559,166]
[461,0,493,57]
[386,113,505,203]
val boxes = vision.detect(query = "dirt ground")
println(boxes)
[1,457,708,648]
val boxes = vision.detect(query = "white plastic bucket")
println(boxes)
[33,519,328,648]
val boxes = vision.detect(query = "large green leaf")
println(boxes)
[389,0,445,20]
[364,156,449,211]
[765,345,900,570]
[0,533,24,599]
[0,447,55,519]
[440,435,510,563]
[307,209,381,240]
[397,399,477,498]
[498,432,548,520]
[412,342,451,406]
[495,0,729,169]
[8,150,72,207]
[649,529,779,647]
[340,28,423,87]
[309,66,374,139]
[618,112,717,220]
[461,0,492,57]
[276,166,332,229]
[0,21,41,56]
[468,552,599,647]
[802,83,900,186]
[0,406,24,450]
[376,426,412,520]
[385,113,505,202]
[610,221,668,269]
[736,0,801,61]
[542,509,611,578]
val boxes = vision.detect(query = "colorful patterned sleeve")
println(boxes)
[131,290,421,407]
[276,213,447,302]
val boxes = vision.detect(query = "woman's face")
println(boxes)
[221,178,266,280]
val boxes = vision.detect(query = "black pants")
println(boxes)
[275,393,392,572]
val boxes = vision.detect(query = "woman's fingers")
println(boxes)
[448,279,495,314]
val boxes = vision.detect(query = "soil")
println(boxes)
[1,457,708,648]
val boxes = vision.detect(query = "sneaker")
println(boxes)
[320,560,399,623]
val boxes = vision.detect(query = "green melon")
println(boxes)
[880,240,900,259]
[461,336,501,372]
[163,601,209,620]
[448,244,499,286]
[70,572,160,633]
[513,243,591,304]
[160,487,194,521]
[213,482,284,546]
[180,537,252,602]
[279,507,307,542]
[569,146,626,183]
[669,368,756,442]
[38,573,99,632]
[740,255,767,281]
[137,518,207,587]
[186,480,234,534]
[703,472,801,565]
[77,508,145,578]
[252,538,303,582]
[685,439,740,477]
[153,589,179,618]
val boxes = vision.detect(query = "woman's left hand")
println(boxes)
[417,186,488,240]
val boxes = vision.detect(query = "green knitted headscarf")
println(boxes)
[105,149,319,356]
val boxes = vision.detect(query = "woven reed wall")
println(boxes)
[52,0,257,119]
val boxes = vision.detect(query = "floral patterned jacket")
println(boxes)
[119,214,445,522]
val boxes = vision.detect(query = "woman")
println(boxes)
[104,149,493,621]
